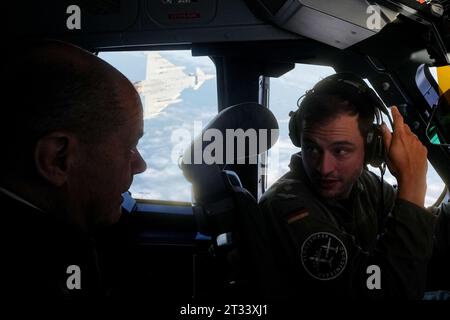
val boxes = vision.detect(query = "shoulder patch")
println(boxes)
[300,232,347,281]
[285,208,309,224]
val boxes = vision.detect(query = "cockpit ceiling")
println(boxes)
[247,0,393,49]
[7,0,449,64]
[246,0,448,52]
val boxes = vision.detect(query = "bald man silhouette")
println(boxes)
[1,40,147,298]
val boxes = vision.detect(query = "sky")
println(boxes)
[99,50,445,207]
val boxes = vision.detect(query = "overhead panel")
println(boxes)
[8,0,139,35]
[145,0,218,26]
[246,0,398,49]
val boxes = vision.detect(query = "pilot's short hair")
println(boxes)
[299,90,374,140]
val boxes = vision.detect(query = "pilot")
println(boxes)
[259,73,435,299]
[0,40,147,298]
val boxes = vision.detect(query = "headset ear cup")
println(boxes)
[365,129,374,165]
[374,127,386,167]
[366,125,385,167]
[289,110,301,147]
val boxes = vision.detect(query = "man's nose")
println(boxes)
[132,148,147,174]
[318,151,335,176]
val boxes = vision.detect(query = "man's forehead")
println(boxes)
[302,115,362,144]
[302,132,358,147]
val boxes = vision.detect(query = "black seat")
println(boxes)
[181,102,281,299]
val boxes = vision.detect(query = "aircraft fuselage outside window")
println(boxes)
[99,50,217,202]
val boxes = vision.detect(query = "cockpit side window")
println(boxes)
[264,63,335,192]
[265,66,446,207]
[99,50,217,202]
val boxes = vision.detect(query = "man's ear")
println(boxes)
[34,132,79,187]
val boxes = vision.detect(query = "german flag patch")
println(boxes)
[285,208,309,224]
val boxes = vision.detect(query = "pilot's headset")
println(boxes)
[288,73,391,168]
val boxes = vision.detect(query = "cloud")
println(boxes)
[130,164,193,202]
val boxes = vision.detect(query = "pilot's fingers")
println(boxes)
[391,106,405,134]
[403,122,413,135]
[381,122,392,152]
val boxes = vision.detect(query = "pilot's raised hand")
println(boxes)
[381,106,428,208]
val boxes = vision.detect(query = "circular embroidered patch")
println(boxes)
[300,232,347,281]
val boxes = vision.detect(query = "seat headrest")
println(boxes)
[181,102,279,170]
[180,102,279,202]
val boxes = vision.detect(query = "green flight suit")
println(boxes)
[259,152,435,299]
